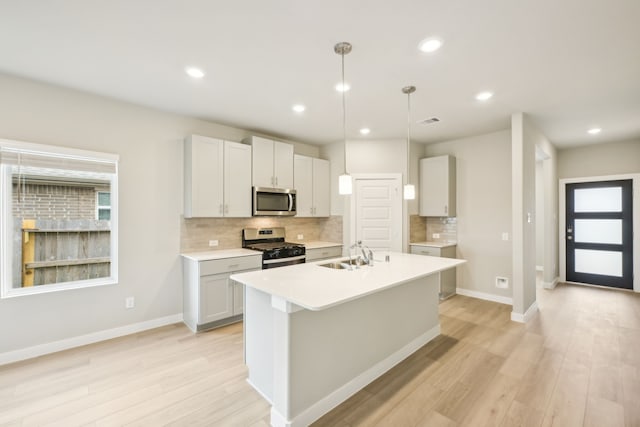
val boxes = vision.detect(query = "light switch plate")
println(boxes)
[208,240,219,247]
[432,233,440,239]
[502,232,509,241]
[125,297,135,309]
[297,234,304,240]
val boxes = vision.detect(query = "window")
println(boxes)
[97,191,111,220]
[0,138,118,298]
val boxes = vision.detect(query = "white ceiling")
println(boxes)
[1,0,639,148]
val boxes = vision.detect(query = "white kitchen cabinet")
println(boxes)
[294,155,330,217]
[182,253,261,332]
[305,245,342,262]
[419,155,456,217]
[410,244,457,299]
[184,135,252,218]
[246,136,294,189]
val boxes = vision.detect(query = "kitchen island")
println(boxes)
[230,252,465,427]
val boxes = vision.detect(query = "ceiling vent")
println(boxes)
[417,117,440,125]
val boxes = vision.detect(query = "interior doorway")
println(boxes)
[350,174,402,252]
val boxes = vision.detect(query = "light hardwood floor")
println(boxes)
[2,283,639,426]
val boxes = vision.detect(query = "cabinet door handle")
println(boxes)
[219,204,223,214]
[275,176,278,186]
[224,204,229,214]
[444,205,448,215]
[227,264,239,269]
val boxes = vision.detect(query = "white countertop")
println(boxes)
[304,241,342,249]
[181,248,261,261]
[410,241,457,248]
[231,251,465,311]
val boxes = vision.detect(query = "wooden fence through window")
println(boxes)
[17,219,111,287]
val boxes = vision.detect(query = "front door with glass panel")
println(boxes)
[566,180,633,289]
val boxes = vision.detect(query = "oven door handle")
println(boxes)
[263,255,306,265]
[288,193,294,212]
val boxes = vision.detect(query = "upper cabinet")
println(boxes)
[294,155,330,217]
[184,135,252,218]
[245,136,294,189]
[419,155,456,217]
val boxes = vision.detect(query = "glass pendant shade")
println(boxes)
[339,173,352,195]
[403,184,415,200]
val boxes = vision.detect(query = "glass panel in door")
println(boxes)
[565,180,633,289]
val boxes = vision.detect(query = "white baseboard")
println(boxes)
[270,325,441,427]
[543,277,559,289]
[0,314,183,366]
[455,287,513,306]
[511,301,539,323]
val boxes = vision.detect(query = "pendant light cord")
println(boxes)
[341,51,347,175]
[407,90,411,181]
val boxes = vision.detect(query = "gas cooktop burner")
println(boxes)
[242,227,306,264]
[244,242,304,252]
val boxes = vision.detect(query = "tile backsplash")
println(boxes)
[409,215,427,243]
[181,215,343,252]
[426,217,457,243]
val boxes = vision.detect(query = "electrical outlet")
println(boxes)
[125,297,135,309]
[297,234,304,240]
[432,233,440,239]
[208,240,219,247]
[502,232,509,241]
[495,277,509,289]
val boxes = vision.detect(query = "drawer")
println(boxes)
[306,246,343,261]
[200,255,262,276]
[410,246,441,257]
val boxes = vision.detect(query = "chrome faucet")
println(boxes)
[357,241,374,266]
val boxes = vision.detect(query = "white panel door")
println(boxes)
[251,136,274,187]
[355,178,402,252]
[186,135,224,218]
[224,141,252,217]
[294,154,313,217]
[274,141,294,189]
[313,158,331,217]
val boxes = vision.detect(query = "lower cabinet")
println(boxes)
[410,244,457,300]
[306,245,342,262]
[183,254,261,332]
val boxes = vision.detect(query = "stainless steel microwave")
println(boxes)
[252,187,297,216]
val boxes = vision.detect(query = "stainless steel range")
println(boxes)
[242,228,305,269]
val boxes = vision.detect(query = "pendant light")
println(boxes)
[335,42,352,195]
[402,86,416,200]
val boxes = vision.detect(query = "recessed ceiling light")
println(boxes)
[335,83,351,92]
[360,128,370,135]
[475,91,493,101]
[588,127,602,135]
[185,67,205,79]
[418,38,443,53]
[292,104,306,113]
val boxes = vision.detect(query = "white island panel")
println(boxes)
[234,252,466,427]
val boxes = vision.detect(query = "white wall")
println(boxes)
[511,113,538,319]
[558,138,640,179]
[423,130,513,300]
[0,73,318,357]
[535,161,544,267]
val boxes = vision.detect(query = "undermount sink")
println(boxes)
[319,262,349,270]
[319,257,369,270]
